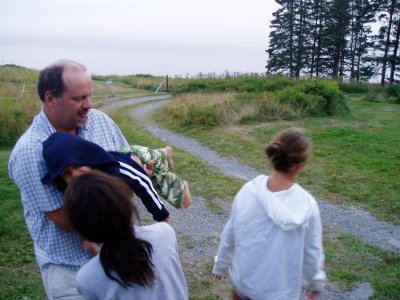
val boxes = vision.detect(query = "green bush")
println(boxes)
[171,76,296,95]
[274,80,349,116]
[361,93,380,102]
[361,84,400,104]
[385,84,400,104]
[385,84,400,97]
[339,82,370,93]
[261,76,296,91]
[161,79,350,129]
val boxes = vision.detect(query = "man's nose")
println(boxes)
[82,97,93,109]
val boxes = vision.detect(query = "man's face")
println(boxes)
[51,69,93,133]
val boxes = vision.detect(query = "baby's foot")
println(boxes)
[181,181,192,209]
[165,146,174,170]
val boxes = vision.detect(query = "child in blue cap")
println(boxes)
[42,132,192,222]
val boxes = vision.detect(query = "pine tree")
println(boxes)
[309,0,327,77]
[374,0,399,85]
[267,0,317,77]
[267,0,296,75]
[267,0,380,81]
[321,0,351,78]
[389,12,400,82]
[348,0,376,82]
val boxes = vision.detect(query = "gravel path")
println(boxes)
[101,95,400,299]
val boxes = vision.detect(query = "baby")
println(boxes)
[120,145,192,209]
[41,133,192,222]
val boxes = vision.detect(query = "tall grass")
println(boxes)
[91,74,187,93]
[0,65,41,147]
[160,79,349,128]
[0,64,38,85]
[171,75,296,94]
[0,96,40,146]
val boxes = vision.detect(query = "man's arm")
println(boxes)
[10,140,73,230]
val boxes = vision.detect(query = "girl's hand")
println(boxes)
[305,290,320,300]
[213,273,226,281]
[81,238,100,256]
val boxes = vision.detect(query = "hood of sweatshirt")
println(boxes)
[252,175,315,231]
[41,132,119,191]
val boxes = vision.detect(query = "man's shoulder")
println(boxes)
[11,114,52,154]
[88,109,110,121]
[86,109,118,131]
[84,109,128,150]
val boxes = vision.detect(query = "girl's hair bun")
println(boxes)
[265,128,310,173]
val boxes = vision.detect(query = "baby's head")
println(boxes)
[61,165,92,184]
[41,132,118,192]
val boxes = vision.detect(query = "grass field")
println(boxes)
[155,94,400,225]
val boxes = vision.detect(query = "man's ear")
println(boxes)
[44,91,57,106]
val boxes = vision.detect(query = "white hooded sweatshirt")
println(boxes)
[213,175,326,300]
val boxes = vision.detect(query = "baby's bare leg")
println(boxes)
[165,146,174,170]
[181,181,192,209]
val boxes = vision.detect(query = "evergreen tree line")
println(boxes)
[266,0,400,85]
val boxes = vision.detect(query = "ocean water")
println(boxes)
[0,43,267,77]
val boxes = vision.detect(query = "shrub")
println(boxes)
[361,93,380,103]
[171,76,297,95]
[385,84,400,104]
[385,84,400,97]
[274,80,349,116]
[161,80,349,129]
[361,84,400,104]
[261,76,296,91]
[339,82,370,93]
[161,93,236,128]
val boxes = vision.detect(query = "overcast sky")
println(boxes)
[0,0,279,76]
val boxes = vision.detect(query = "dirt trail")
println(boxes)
[101,95,399,299]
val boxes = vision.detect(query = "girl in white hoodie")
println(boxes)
[213,128,326,300]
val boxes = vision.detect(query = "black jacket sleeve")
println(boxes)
[107,151,170,221]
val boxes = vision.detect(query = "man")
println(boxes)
[8,60,130,299]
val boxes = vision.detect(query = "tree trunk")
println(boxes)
[389,18,400,83]
[289,0,295,77]
[381,0,396,86]
[295,0,305,77]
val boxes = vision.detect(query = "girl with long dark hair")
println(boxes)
[64,171,188,300]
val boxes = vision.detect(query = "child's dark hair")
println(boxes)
[265,128,311,173]
[64,171,155,288]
